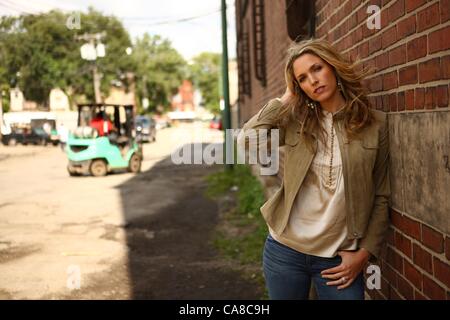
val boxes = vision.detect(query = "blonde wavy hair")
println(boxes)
[276,38,376,151]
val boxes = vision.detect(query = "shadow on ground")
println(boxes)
[118,143,264,299]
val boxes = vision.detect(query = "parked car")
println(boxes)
[153,115,170,130]
[1,127,50,146]
[135,115,156,143]
[209,116,222,130]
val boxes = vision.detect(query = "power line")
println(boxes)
[0,0,37,15]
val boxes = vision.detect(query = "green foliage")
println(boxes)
[0,8,190,111]
[206,165,268,297]
[188,52,221,114]
[131,34,187,113]
[206,164,268,266]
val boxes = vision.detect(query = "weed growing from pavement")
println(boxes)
[205,164,268,299]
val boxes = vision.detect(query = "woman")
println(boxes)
[240,38,390,300]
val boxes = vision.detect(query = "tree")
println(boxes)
[131,33,187,113]
[188,52,221,114]
[0,8,134,107]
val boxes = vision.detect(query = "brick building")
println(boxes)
[235,0,450,299]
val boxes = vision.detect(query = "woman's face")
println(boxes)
[292,53,338,103]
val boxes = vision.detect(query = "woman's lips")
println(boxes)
[314,86,326,94]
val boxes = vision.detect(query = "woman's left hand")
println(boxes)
[321,248,371,290]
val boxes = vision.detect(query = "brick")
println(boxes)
[414,290,428,300]
[383,263,398,288]
[397,15,416,38]
[390,288,403,300]
[433,257,450,288]
[421,224,444,253]
[375,95,383,111]
[382,26,397,48]
[369,75,383,92]
[382,94,390,112]
[417,3,440,32]
[419,58,441,83]
[380,276,391,298]
[353,25,363,44]
[401,215,421,240]
[381,7,390,29]
[407,35,427,61]
[395,231,413,258]
[388,0,405,22]
[436,85,449,108]
[415,88,425,109]
[387,246,404,274]
[397,91,405,111]
[413,243,433,274]
[446,237,450,260]
[405,89,415,110]
[351,0,362,7]
[359,41,369,58]
[429,26,450,53]
[443,56,450,79]
[406,0,427,12]
[389,93,397,111]
[357,5,367,24]
[441,0,450,22]
[399,65,418,86]
[383,71,398,90]
[369,35,382,54]
[397,274,414,299]
[404,259,423,290]
[423,274,446,300]
[389,44,406,66]
[376,52,390,71]
[425,87,435,109]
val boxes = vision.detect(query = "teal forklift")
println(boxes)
[66,103,142,177]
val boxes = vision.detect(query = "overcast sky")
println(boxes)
[0,0,236,60]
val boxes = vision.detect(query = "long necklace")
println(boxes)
[328,117,335,188]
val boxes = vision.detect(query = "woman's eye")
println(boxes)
[314,65,322,72]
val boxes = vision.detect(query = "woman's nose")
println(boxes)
[308,75,318,86]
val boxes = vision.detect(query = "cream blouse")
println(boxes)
[270,107,358,258]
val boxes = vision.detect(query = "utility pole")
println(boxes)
[76,32,106,104]
[92,64,101,103]
[221,0,233,170]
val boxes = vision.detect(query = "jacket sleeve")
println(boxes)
[236,99,286,169]
[359,113,391,262]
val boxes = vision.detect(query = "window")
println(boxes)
[252,0,266,87]
[285,0,316,41]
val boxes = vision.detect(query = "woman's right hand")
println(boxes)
[279,86,293,105]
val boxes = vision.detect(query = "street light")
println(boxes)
[77,33,106,103]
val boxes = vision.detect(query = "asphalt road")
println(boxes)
[0,122,264,299]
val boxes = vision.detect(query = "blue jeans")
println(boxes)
[263,234,365,300]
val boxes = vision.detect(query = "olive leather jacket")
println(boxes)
[241,98,391,260]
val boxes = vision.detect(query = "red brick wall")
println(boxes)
[235,0,450,299]
[236,1,291,123]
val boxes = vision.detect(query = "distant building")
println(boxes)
[49,88,70,111]
[10,88,25,112]
[171,80,196,112]
[169,80,197,121]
